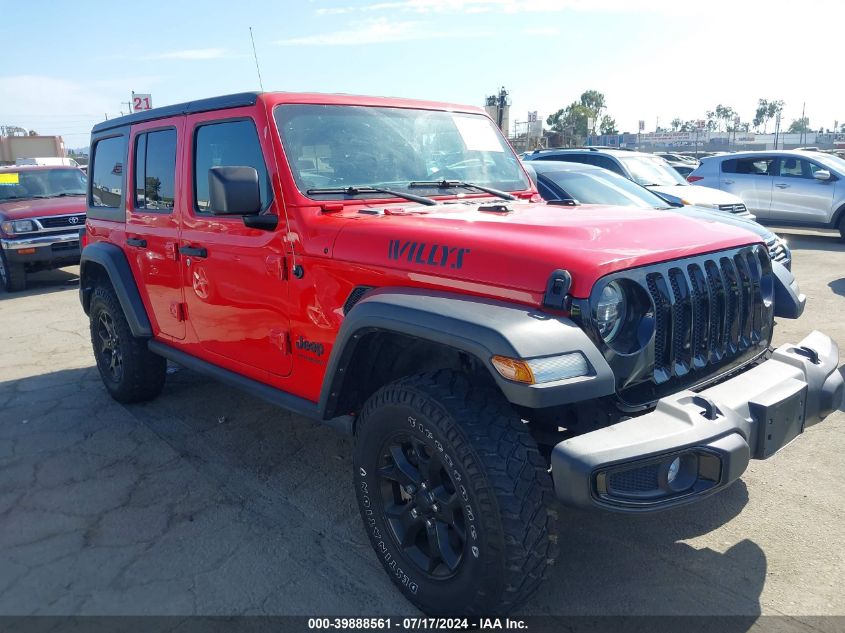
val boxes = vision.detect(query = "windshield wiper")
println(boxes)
[306,186,436,206]
[408,180,516,201]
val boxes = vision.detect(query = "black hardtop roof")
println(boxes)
[91,92,261,134]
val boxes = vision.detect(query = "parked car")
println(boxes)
[522,160,791,269]
[655,152,699,165]
[669,162,695,178]
[79,91,841,616]
[524,148,754,219]
[0,165,87,291]
[687,150,845,240]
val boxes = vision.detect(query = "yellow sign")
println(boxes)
[0,172,20,185]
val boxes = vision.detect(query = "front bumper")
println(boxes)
[1,232,81,266]
[551,331,843,512]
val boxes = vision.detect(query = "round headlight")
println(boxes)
[596,281,626,342]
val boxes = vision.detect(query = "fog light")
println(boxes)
[667,457,681,484]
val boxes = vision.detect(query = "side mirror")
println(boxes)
[208,166,261,215]
[813,169,832,181]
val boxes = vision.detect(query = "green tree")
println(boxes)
[714,104,736,134]
[546,101,591,145]
[840,122,845,133]
[705,110,718,132]
[599,115,618,135]
[787,117,811,134]
[753,99,784,133]
[670,117,683,132]
[579,90,606,134]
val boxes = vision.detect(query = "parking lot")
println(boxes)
[0,228,843,619]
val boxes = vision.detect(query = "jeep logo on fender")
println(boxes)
[295,335,324,357]
[388,240,471,269]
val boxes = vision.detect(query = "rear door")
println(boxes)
[719,156,775,219]
[180,110,292,377]
[769,157,836,224]
[125,118,185,339]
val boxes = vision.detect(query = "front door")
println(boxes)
[769,157,835,224]
[180,111,292,377]
[125,118,185,339]
[720,156,775,219]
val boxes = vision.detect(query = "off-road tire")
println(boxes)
[353,370,558,616]
[89,285,166,403]
[0,250,26,292]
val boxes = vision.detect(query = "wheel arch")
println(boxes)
[79,242,152,337]
[318,288,615,425]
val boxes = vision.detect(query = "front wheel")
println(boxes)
[0,250,26,292]
[353,371,557,615]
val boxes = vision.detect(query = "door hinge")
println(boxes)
[165,241,179,261]
[269,328,292,354]
[265,254,288,281]
[170,301,186,321]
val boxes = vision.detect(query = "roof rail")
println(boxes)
[91,92,262,134]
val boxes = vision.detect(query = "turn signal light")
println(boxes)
[18,248,36,255]
[491,356,535,384]
[687,176,704,183]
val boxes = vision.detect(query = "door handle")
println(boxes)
[126,237,147,248]
[722,179,734,185]
[775,183,790,189]
[179,245,208,258]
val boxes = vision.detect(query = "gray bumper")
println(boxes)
[551,331,843,512]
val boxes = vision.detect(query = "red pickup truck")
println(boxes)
[79,92,843,615]
[0,165,87,291]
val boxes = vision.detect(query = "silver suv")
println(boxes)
[688,150,845,240]
[524,148,754,219]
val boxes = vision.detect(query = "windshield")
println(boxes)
[814,153,845,173]
[619,155,688,187]
[0,168,87,201]
[274,104,530,199]
[541,168,670,208]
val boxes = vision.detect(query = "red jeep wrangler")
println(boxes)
[0,165,87,291]
[79,92,843,615]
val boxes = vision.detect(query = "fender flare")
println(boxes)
[79,242,152,337]
[318,288,615,418]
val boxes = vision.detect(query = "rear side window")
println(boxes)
[722,157,775,176]
[193,119,271,213]
[592,155,624,175]
[90,136,126,208]
[134,129,177,212]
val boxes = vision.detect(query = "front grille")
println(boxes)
[607,463,660,493]
[51,240,79,252]
[718,203,748,215]
[765,237,789,263]
[644,246,770,386]
[38,215,85,229]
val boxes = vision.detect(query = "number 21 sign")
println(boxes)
[132,94,153,112]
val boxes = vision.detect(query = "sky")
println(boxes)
[2,0,845,149]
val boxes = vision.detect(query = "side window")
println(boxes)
[134,129,177,212]
[725,157,775,176]
[193,119,271,213]
[90,136,126,207]
[593,156,623,174]
[777,157,813,179]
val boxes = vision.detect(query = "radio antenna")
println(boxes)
[249,27,265,91]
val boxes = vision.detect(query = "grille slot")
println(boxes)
[38,215,85,229]
[643,247,769,386]
[608,463,661,494]
[718,203,748,215]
